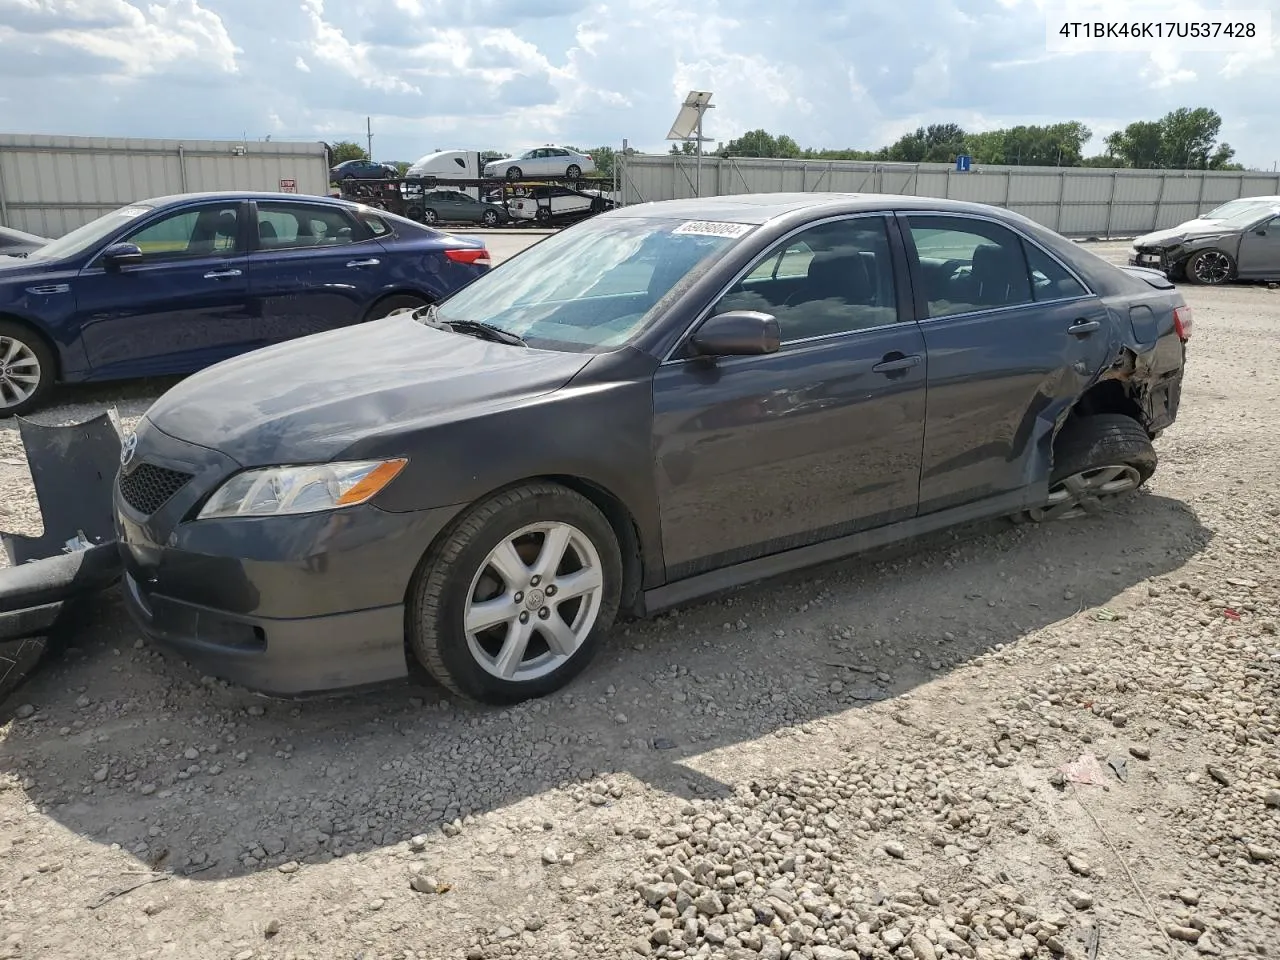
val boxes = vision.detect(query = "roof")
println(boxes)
[598,192,1031,225]
[132,191,356,207]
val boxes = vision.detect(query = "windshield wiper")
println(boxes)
[411,304,525,346]
[444,319,527,347]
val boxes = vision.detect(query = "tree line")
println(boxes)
[326,106,1248,180]
[704,107,1245,171]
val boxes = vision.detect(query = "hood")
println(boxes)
[143,314,592,467]
[1134,217,1223,247]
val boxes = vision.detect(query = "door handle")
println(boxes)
[203,268,242,279]
[1068,319,1101,336]
[872,353,922,374]
[346,258,381,268]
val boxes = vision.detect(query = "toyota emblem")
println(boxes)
[120,431,138,468]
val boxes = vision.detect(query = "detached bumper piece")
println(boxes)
[1,412,125,703]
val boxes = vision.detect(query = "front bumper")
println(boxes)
[112,420,462,696]
[1128,251,1167,270]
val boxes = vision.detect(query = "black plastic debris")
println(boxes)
[1,411,126,704]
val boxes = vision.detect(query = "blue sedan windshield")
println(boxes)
[435,215,752,352]
[25,204,154,262]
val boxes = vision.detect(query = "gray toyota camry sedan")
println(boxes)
[115,193,1190,704]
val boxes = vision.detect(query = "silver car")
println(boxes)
[1128,203,1280,285]
[483,146,596,181]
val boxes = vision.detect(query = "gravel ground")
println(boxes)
[1,242,1278,960]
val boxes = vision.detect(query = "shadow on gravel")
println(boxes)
[0,490,1211,881]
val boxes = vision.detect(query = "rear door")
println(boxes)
[246,199,390,342]
[73,200,255,376]
[901,213,1112,515]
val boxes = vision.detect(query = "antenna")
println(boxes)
[666,91,714,197]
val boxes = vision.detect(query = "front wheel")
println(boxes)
[0,321,55,418]
[421,208,439,225]
[505,167,523,180]
[408,483,622,704]
[481,209,500,227]
[1018,413,1156,523]
[1186,248,1235,285]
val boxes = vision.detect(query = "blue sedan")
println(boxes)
[0,192,491,415]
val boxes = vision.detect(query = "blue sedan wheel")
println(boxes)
[0,321,54,417]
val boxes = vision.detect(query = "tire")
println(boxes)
[408,482,623,704]
[481,209,500,227]
[1185,248,1236,285]
[505,167,523,180]
[421,208,438,225]
[535,207,552,224]
[404,204,425,222]
[0,319,56,418]
[0,637,48,707]
[566,164,582,179]
[1020,413,1156,523]
[366,294,429,321]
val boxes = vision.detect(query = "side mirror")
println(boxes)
[690,310,781,357]
[101,242,144,270]
[1255,228,1268,236]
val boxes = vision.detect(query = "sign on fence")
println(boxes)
[279,178,297,193]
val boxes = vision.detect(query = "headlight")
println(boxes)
[197,459,407,520]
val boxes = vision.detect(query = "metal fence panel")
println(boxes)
[0,134,331,236]
[617,153,1280,238]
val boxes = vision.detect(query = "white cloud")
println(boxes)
[0,0,1274,168]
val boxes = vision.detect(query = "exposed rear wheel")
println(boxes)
[367,294,429,321]
[0,320,55,418]
[408,483,622,704]
[1018,413,1156,522]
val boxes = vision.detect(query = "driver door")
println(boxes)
[650,214,928,580]
[73,202,254,377]
[1235,214,1280,278]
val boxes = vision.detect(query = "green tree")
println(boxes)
[1158,106,1222,168]
[720,129,801,159]
[330,140,369,163]
[586,146,616,178]
[885,123,968,163]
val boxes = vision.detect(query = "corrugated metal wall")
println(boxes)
[0,134,331,237]
[617,155,1280,238]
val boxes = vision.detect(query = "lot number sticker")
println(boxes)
[672,220,754,238]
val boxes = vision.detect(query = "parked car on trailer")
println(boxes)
[1128,202,1280,284]
[414,189,511,226]
[484,147,595,180]
[0,192,490,415]
[330,159,399,181]
[508,184,612,223]
[113,193,1189,706]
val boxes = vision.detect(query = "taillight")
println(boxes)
[444,247,491,266]
[1173,304,1192,341]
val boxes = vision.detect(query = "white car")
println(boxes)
[508,185,610,222]
[1130,195,1280,260]
[483,147,596,180]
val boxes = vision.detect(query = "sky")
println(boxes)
[0,0,1276,167]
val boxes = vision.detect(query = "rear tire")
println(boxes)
[407,482,622,704]
[0,319,56,418]
[481,209,500,227]
[1018,413,1156,522]
[421,208,438,225]
[366,294,429,321]
[566,164,582,179]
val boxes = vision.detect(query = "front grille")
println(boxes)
[119,462,194,516]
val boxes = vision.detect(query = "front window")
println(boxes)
[1202,199,1272,220]
[25,204,155,262]
[1214,205,1280,231]
[434,215,752,352]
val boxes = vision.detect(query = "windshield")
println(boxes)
[1202,198,1274,220]
[25,204,153,262]
[1210,205,1280,230]
[434,215,753,352]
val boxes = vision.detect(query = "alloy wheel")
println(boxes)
[1026,464,1143,522]
[0,336,41,409]
[463,521,604,682]
[1191,250,1233,284]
